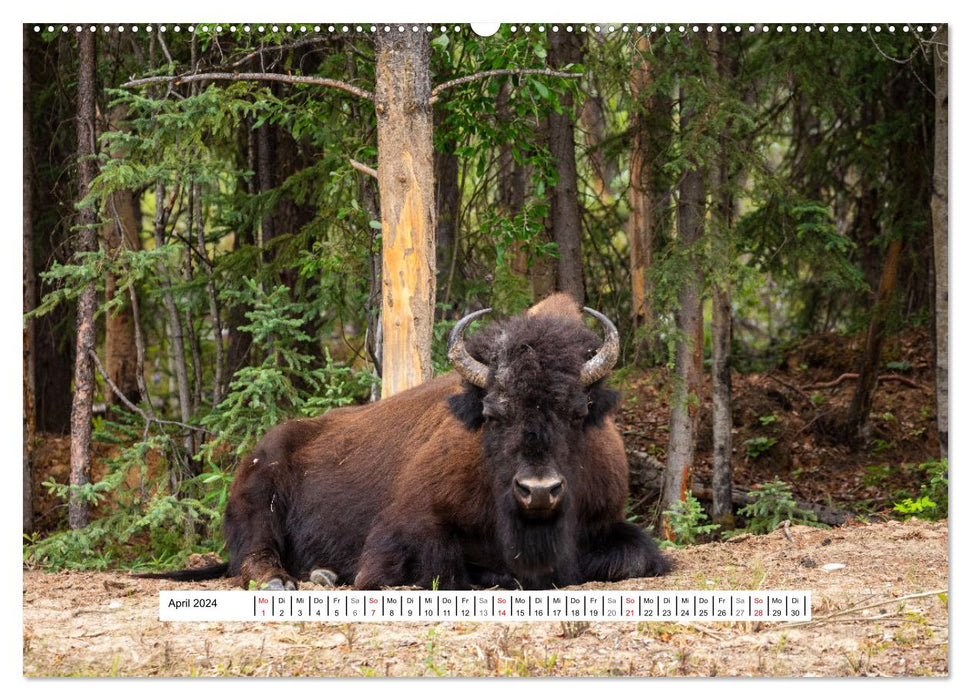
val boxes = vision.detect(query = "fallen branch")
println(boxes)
[767,373,816,406]
[780,589,948,629]
[122,72,374,102]
[803,372,928,392]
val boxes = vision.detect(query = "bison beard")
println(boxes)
[136,293,669,590]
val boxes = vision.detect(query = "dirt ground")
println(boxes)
[22,518,948,678]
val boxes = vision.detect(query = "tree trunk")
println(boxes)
[661,82,706,538]
[628,36,655,355]
[931,25,948,460]
[68,30,98,530]
[102,105,142,411]
[374,28,436,398]
[847,237,904,442]
[710,283,733,528]
[710,30,737,530]
[23,27,36,533]
[154,181,196,465]
[434,106,460,303]
[546,30,585,304]
[580,93,618,202]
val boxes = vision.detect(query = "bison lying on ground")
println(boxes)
[140,293,669,589]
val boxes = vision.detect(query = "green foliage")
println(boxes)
[743,436,778,459]
[737,478,821,535]
[203,278,375,458]
[893,459,948,521]
[661,495,720,547]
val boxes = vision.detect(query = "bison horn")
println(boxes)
[580,307,620,386]
[448,307,492,388]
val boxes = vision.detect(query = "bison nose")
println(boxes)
[513,476,565,512]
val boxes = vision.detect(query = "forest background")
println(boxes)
[18,17,951,579]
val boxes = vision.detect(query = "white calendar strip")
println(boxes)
[160,590,811,622]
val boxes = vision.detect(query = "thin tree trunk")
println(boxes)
[661,81,706,538]
[194,183,225,408]
[546,29,585,304]
[374,27,436,398]
[931,25,948,460]
[847,237,904,443]
[183,188,202,417]
[434,106,460,302]
[154,182,195,465]
[68,29,98,530]
[629,36,655,356]
[23,27,36,533]
[257,121,276,249]
[580,93,618,202]
[496,79,531,294]
[710,282,733,528]
[710,30,736,529]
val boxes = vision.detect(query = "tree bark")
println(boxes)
[661,81,706,539]
[23,27,36,533]
[374,28,437,398]
[847,237,904,442]
[710,283,733,528]
[68,30,98,530]
[102,107,142,411]
[931,25,948,460]
[710,30,736,529]
[580,92,618,202]
[546,30,585,304]
[434,107,460,301]
[628,36,655,354]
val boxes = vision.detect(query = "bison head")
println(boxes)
[447,294,620,584]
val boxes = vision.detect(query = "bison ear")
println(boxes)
[448,383,487,432]
[586,381,620,427]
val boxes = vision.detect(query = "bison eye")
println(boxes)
[482,396,508,422]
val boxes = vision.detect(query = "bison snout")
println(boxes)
[513,476,565,514]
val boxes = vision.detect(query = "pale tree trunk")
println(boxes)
[546,29,585,304]
[24,28,36,533]
[374,28,436,398]
[661,81,706,538]
[931,25,948,460]
[69,30,98,530]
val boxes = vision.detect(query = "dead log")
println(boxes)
[626,449,853,527]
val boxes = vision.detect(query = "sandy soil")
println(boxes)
[22,518,948,677]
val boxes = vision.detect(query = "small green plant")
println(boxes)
[810,393,827,405]
[863,464,893,487]
[758,414,778,426]
[886,360,912,372]
[662,495,720,546]
[870,438,893,455]
[737,477,821,534]
[744,436,778,459]
[893,459,947,520]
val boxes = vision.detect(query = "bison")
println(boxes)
[142,293,669,590]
